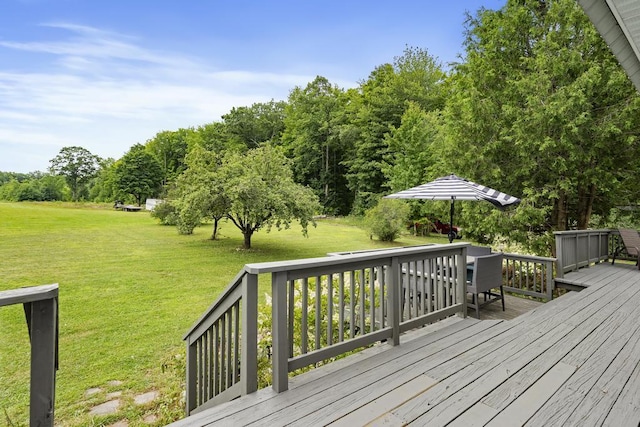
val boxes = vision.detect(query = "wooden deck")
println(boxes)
[476,293,543,321]
[170,262,640,426]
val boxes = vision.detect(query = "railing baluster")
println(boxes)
[369,267,375,330]
[234,301,240,384]
[339,273,345,342]
[349,271,355,339]
[227,310,233,387]
[288,280,295,358]
[301,278,308,354]
[220,314,226,391]
[214,322,219,396]
[359,269,365,335]
[197,337,203,405]
[378,266,385,328]
[315,275,321,350]
[445,256,452,307]
[203,329,209,400]
[426,258,433,313]
[327,273,333,345]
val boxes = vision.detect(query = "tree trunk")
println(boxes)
[243,229,253,249]
[211,218,219,240]
[324,143,330,200]
[554,191,568,231]
[577,184,596,229]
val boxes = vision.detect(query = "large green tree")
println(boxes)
[343,47,445,213]
[382,102,442,193]
[189,122,243,154]
[170,145,229,238]
[222,145,319,249]
[176,145,320,249]
[115,144,163,206]
[89,158,117,202]
[221,100,286,150]
[49,146,101,201]
[441,0,640,251]
[145,129,193,186]
[382,102,444,220]
[282,76,352,214]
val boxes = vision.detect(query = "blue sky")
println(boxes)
[0,0,505,173]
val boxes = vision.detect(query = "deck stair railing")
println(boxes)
[183,270,257,413]
[183,243,469,415]
[0,284,59,427]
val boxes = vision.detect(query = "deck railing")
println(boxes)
[183,243,468,415]
[183,270,257,413]
[502,252,556,301]
[554,229,612,276]
[0,284,59,427]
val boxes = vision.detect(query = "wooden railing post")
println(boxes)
[387,256,401,346]
[241,273,258,395]
[1,284,58,427]
[546,260,554,301]
[185,341,197,415]
[555,234,565,278]
[28,297,58,427]
[271,271,289,392]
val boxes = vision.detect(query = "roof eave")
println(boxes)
[578,0,640,93]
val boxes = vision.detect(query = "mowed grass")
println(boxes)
[0,202,444,426]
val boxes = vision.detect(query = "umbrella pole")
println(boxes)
[449,198,455,243]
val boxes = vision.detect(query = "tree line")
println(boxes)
[2,0,640,253]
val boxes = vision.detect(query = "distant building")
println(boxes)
[145,199,163,211]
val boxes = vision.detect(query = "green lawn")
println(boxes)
[0,202,446,426]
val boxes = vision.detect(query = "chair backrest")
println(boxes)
[619,229,640,256]
[467,245,492,257]
[472,253,504,293]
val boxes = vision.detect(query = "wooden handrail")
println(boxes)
[183,243,469,414]
[0,284,59,427]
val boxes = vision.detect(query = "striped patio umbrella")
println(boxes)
[385,174,520,242]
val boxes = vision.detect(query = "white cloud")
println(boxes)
[0,23,325,172]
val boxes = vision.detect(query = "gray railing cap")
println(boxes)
[244,242,470,275]
[0,284,59,308]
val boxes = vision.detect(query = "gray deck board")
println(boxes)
[481,279,640,413]
[603,355,640,426]
[169,263,640,427]
[244,320,503,426]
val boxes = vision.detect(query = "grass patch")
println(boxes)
[0,202,445,425]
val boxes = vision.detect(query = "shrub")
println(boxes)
[364,199,410,241]
[176,207,201,235]
[150,201,179,225]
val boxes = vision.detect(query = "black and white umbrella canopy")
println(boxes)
[385,174,520,242]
